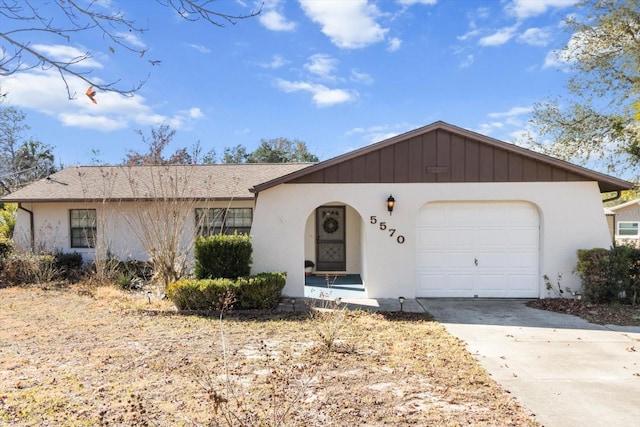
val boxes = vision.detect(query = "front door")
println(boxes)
[316,206,346,271]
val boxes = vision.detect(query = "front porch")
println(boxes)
[304,273,366,299]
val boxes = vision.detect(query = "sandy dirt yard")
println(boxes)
[0,285,538,426]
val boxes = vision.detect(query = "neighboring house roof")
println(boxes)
[2,163,313,203]
[252,121,634,194]
[606,198,640,212]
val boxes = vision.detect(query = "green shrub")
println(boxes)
[0,237,13,260]
[575,247,638,304]
[53,251,84,282]
[194,233,252,279]
[167,272,286,311]
[235,272,286,309]
[166,278,236,310]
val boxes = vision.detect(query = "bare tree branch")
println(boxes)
[0,0,261,98]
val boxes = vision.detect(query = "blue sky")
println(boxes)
[0,0,578,166]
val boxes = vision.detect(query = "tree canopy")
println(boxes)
[0,106,56,194]
[0,1,260,98]
[223,138,319,163]
[529,0,640,178]
[123,126,318,166]
[123,124,215,166]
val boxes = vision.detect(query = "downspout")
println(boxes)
[18,203,35,253]
[602,191,622,204]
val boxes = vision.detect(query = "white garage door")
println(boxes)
[416,202,539,298]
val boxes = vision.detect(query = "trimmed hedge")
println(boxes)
[194,234,252,279]
[166,272,286,311]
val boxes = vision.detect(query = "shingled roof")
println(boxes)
[2,163,313,203]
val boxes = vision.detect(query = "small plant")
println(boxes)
[192,290,313,426]
[544,273,571,298]
[307,285,351,352]
[304,259,314,276]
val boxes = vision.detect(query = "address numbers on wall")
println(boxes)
[370,216,405,244]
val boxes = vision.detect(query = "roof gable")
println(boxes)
[2,163,312,203]
[253,121,633,193]
[608,198,640,212]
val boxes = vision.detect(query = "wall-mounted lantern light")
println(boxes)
[387,194,395,215]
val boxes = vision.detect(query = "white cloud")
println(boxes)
[186,107,204,119]
[517,27,553,46]
[114,31,146,48]
[459,54,475,68]
[543,48,572,70]
[506,0,575,19]
[387,37,402,52]
[398,0,437,5]
[478,106,534,140]
[476,122,504,135]
[0,69,203,132]
[344,123,412,146]
[260,10,297,31]
[258,55,289,69]
[275,79,356,107]
[58,113,126,131]
[350,69,374,85]
[488,106,534,118]
[304,54,338,79]
[186,43,211,53]
[259,54,288,69]
[31,44,103,69]
[299,0,388,49]
[478,25,519,46]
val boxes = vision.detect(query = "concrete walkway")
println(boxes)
[418,299,640,427]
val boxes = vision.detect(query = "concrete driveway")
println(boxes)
[418,299,640,427]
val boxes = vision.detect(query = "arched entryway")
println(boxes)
[303,202,366,298]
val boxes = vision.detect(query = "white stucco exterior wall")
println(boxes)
[12,200,254,267]
[250,181,610,298]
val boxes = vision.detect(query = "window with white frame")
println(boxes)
[617,221,639,237]
[195,208,253,236]
[70,209,97,248]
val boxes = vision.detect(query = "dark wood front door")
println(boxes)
[316,206,346,271]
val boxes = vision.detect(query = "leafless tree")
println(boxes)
[0,0,261,98]
[122,165,215,290]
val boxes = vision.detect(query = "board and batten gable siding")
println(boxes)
[287,128,592,185]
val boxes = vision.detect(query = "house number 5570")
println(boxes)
[370,216,405,244]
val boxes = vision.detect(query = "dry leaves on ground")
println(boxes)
[0,285,539,426]
[528,298,640,326]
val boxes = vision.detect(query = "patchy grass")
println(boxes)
[0,285,539,426]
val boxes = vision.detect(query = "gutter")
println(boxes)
[17,203,35,253]
[602,191,623,204]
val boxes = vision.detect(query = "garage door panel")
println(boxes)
[477,274,506,291]
[508,252,538,268]
[448,206,476,225]
[417,251,445,269]
[448,253,476,268]
[418,205,446,225]
[508,228,538,246]
[447,274,474,291]
[477,252,508,268]
[417,229,446,248]
[478,230,506,247]
[449,229,474,247]
[417,202,539,298]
